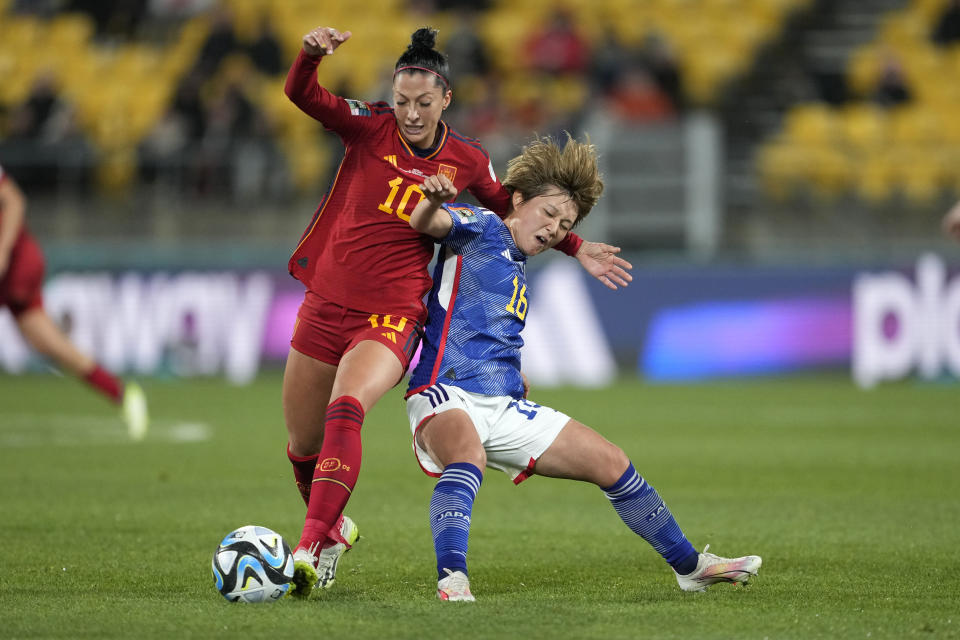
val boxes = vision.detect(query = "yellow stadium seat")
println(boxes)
[808,146,852,200]
[784,103,837,145]
[757,142,809,201]
[839,103,888,151]
[847,44,884,98]
[910,0,950,22]
[48,13,94,48]
[895,148,944,204]
[854,152,897,204]
[889,105,942,145]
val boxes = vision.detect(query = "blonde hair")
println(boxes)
[502,133,604,226]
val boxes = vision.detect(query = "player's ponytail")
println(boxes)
[394,27,450,91]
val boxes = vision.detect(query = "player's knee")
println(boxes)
[451,445,485,471]
[598,444,630,487]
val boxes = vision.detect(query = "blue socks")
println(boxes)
[603,462,699,575]
[430,462,482,580]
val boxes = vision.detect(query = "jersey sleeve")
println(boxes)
[553,229,583,256]
[283,49,384,143]
[440,203,496,253]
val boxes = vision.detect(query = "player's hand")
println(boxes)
[521,371,530,399]
[576,241,633,290]
[943,200,960,242]
[0,252,8,279]
[303,26,352,57]
[420,174,457,205]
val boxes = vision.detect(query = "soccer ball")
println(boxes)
[212,525,294,602]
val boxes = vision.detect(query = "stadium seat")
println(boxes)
[784,103,837,146]
[838,103,888,151]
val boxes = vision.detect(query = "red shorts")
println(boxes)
[0,230,45,317]
[291,290,423,371]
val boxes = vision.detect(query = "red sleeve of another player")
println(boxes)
[284,50,371,142]
[553,230,582,256]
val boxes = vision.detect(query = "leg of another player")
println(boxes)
[534,419,700,576]
[16,307,148,440]
[418,410,484,601]
[17,308,121,402]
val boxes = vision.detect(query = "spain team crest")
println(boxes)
[438,164,457,182]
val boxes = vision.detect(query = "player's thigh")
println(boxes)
[329,339,405,411]
[533,419,629,487]
[283,346,337,454]
[418,408,486,470]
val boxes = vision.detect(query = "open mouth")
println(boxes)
[404,125,424,136]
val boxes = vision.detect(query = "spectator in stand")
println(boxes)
[196,78,257,196]
[4,72,92,191]
[442,8,491,83]
[192,5,239,79]
[606,63,674,123]
[7,71,64,141]
[434,0,491,10]
[590,26,630,96]
[247,13,284,77]
[523,8,590,76]
[138,105,190,188]
[871,52,912,107]
[932,0,960,46]
[171,71,207,142]
[639,32,684,111]
[65,0,149,40]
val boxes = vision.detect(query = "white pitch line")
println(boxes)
[0,414,213,447]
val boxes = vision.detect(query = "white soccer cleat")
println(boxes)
[122,382,148,441]
[289,515,359,598]
[316,514,359,589]
[437,568,475,602]
[675,545,762,592]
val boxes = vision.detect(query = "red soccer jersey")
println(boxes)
[284,51,580,321]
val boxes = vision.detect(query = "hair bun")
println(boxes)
[409,27,438,51]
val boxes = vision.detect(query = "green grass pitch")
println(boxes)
[1,372,958,639]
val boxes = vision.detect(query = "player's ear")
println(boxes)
[442,90,452,111]
[510,190,523,213]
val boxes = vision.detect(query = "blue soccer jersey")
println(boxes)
[408,203,528,399]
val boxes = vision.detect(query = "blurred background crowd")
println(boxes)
[1,0,958,263]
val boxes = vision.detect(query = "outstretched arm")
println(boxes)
[411,175,457,239]
[574,241,633,290]
[284,26,352,118]
[0,174,26,279]
[943,201,960,242]
[553,232,633,290]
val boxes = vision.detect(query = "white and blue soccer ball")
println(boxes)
[212,525,294,602]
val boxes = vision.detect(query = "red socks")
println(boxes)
[287,445,318,506]
[298,396,364,551]
[83,365,123,404]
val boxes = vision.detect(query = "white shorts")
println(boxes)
[406,383,571,484]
